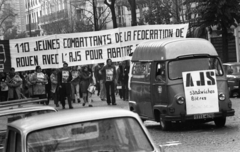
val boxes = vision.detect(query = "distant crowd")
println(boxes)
[0,59,130,109]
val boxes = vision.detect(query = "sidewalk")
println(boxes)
[49,93,129,111]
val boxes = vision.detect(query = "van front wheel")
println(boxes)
[160,117,171,131]
[214,117,226,127]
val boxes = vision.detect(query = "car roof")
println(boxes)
[223,62,240,66]
[132,38,218,61]
[0,104,57,117]
[8,107,139,133]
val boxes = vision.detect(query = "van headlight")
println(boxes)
[219,93,225,101]
[176,96,185,105]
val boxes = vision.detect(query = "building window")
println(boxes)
[76,8,84,19]
[97,7,103,17]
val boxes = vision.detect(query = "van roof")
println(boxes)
[132,38,218,61]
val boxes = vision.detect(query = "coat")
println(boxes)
[80,71,93,93]
[6,74,22,99]
[101,65,117,83]
[29,72,48,95]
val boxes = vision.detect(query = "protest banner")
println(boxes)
[182,70,219,115]
[9,24,188,71]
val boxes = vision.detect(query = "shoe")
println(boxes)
[69,107,74,109]
[112,103,117,105]
[72,100,75,103]
[62,106,65,109]
[107,103,110,105]
[82,103,86,106]
[101,99,105,101]
[89,105,93,107]
[78,99,81,103]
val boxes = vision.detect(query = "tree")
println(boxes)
[143,0,172,25]
[71,0,112,31]
[117,0,148,25]
[128,0,137,26]
[40,0,112,35]
[0,0,18,36]
[3,27,27,40]
[104,0,117,28]
[186,0,240,63]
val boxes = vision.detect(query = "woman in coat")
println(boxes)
[6,68,22,100]
[80,65,93,107]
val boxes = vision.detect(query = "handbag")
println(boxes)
[87,84,96,94]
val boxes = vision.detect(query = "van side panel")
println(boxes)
[131,82,153,117]
[129,62,153,118]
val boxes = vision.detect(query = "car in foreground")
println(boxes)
[0,98,57,152]
[4,107,163,152]
[223,62,240,97]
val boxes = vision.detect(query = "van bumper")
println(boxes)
[163,109,235,121]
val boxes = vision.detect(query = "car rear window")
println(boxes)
[27,117,154,152]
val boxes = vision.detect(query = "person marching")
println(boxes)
[6,68,23,100]
[29,66,48,103]
[98,63,106,101]
[50,69,59,107]
[80,65,93,107]
[71,66,81,103]
[100,59,117,105]
[58,62,73,109]
[0,72,8,101]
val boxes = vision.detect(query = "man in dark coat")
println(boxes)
[58,62,73,109]
[100,59,117,105]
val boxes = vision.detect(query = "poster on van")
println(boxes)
[182,70,219,115]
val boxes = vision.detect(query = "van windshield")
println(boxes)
[168,57,223,80]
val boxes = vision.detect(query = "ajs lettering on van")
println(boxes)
[186,71,216,87]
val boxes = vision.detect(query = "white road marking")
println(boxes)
[162,141,182,147]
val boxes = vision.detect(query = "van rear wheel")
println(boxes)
[214,117,226,127]
[160,117,171,131]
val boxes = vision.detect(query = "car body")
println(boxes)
[0,100,57,152]
[129,38,235,130]
[222,62,240,97]
[4,107,162,152]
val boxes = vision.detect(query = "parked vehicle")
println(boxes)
[0,98,57,152]
[4,107,163,152]
[129,38,235,131]
[222,62,240,98]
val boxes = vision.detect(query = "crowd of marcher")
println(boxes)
[0,59,130,109]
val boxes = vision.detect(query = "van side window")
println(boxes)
[155,63,165,82]
[132,62,151,82]
[208,58,223,76]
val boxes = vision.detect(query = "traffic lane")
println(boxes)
[145,98,240,152]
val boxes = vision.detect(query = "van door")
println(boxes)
[151,62,168,107]
[130,62,153,118]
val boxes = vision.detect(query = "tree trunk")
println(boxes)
[128,0,137,26]
[222,25,229,63]
[92,0,98,31]
[110,4,117,28]
[104,0,117,28]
